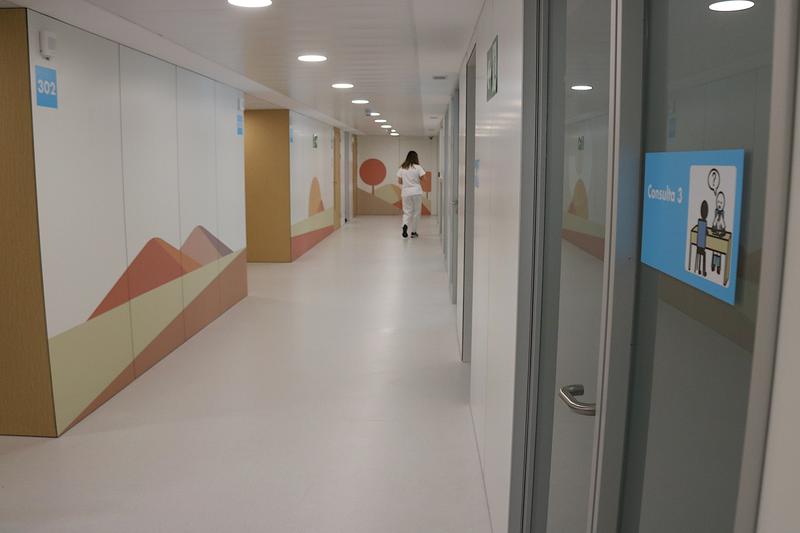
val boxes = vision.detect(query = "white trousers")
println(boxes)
[402,194,422,233]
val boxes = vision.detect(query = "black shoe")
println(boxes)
[411,232,419,238]
[402,225,408,238]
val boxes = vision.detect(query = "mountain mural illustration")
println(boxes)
[89,226,234,320]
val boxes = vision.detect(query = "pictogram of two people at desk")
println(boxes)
[687,168,732,287]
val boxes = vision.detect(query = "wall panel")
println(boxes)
[120,47,184,376]
[1,10,249,436]
[244,110,291,262]
[215,82,248,309]
[0,9,56,437]
[27,11,134,434]
[289,111,335,260]
[177,68,222,339]
[464,0,524,531]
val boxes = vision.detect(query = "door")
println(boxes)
[449,91,460,306]
[520,0,788,532]
[333,127,341,229]
[461,47,477,364]
[529,0,614,531]
[618,0,779,531]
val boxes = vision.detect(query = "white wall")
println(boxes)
[462,1,524,531]
[289,111,333,225]
[756,85,800,532]
[216,83,247,252]
[29,11,129,337]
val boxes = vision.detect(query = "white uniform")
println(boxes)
[397,164,425,234]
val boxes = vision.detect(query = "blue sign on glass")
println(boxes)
[35,65,58,109]
[641,149,744,304]
[236,114,244,136]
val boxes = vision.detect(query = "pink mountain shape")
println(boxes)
[90,238,199,320]
[180,226,233,270]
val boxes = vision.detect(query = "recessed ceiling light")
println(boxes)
[709,1,755,11]
[331,83,354,89]
[352,99,369,105]
[571,85,593,91]
[390,133,400,136]
[381,125,392,129]
[228,0,272,6]
[298,54,327,63]
[370,112,381,117]
[391,130,397,133]
[375,119,387,123]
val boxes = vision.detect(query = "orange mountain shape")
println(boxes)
[309,177,325,216]
[89,227,233,320]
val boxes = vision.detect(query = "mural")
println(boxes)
[357,159,433,216]
[291,178,335,260]
[562,178,604,260]
[561,119,608,260]
[355,136,438,216]
[23,14,248,436]
[53,228,246,433]
[290,112,335,260]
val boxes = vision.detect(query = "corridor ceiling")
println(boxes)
[6,0,483,135]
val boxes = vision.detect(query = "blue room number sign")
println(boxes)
[35,65,58,109]
[640,149,744,305]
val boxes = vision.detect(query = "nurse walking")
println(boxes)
[397,150,425,239]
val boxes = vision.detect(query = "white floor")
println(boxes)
[0,216,492,533]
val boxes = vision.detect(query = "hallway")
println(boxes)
[0,217,491,533]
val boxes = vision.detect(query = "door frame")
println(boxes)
[333,127,341,229]
[449,89,461,306]
[461,46,477,364]
[510,0,799,532]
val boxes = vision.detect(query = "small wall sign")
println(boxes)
[35,65,58,109]
[487,36,498,101]
[640,149,744,304]
[236,114,243,136]
[313,133,318,149]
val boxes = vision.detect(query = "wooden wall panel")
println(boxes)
[0,9,57,437]
[245,110,291,262]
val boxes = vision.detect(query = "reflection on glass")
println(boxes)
[620,1,774,532]
[543,0,612,531]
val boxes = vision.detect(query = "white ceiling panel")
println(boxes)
[33,0,483,135]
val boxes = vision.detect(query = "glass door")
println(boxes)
[619,0,777,531]
[532,0,614,531]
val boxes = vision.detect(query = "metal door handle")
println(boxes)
[559,384,596,416]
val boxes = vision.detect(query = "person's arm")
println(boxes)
[397,169,403,185]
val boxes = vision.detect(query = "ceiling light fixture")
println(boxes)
[298,54,327,63]
[390,133,400,136]
[709,0,755,11]
[331,83,354,89]
[370,112,381,117]
[228,0,272,6]
[352,99,370,104]
[571,84,593,91]
[375,119,387,123]
[381,125,392,129]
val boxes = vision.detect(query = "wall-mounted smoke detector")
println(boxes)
[433,75,448,80]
